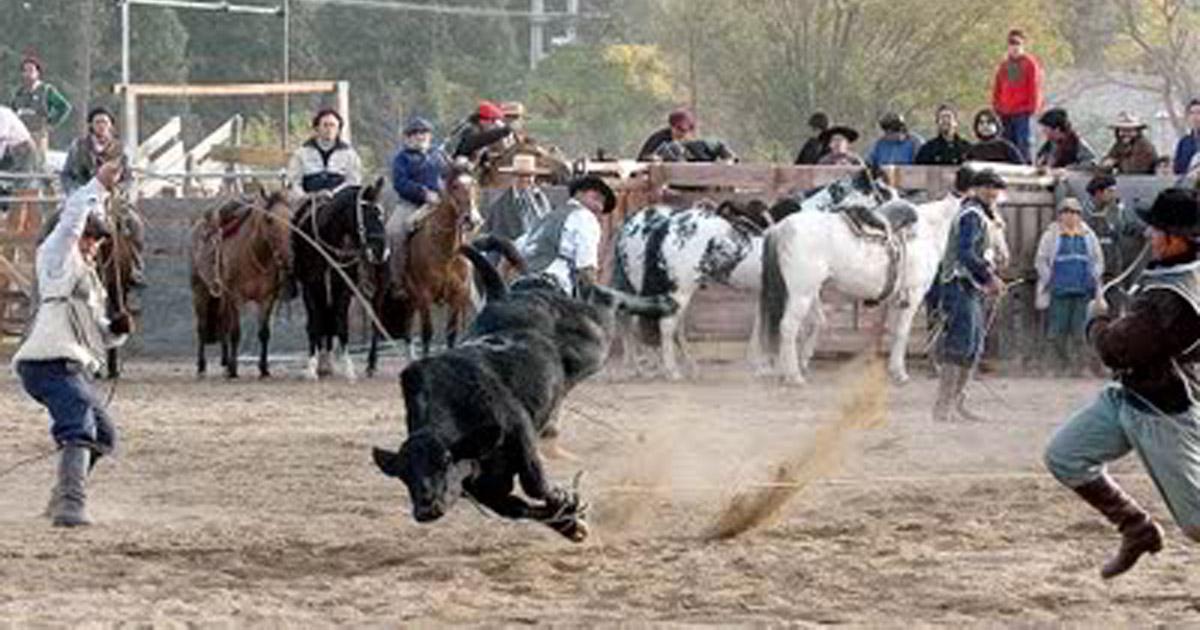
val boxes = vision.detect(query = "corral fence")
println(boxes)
[0,163,1177,365]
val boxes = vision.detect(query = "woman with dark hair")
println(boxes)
[287,107,363,199]
[963,109,1025,164]
[1036,107,1096,169]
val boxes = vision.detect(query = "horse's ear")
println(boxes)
[258,183,270,204]
[367,176,384,200]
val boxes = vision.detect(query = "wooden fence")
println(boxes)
[0,194,42,349]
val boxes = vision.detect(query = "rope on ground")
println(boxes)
[0,447,57,480]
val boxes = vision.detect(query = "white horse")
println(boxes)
[613,170,894,379]
[758,194,964,385]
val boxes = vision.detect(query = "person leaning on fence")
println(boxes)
[0,104,38,190]
[992,28,1043,163]
[60,107,145,288]
[1036,108,1096,170]
[484,153,552,252]
[817,125,865,167]
[12,158,132,528]
[1043,187,1200,580]
[287,107,363,202]
[10,55,71,165]
[932,168,1007,423]
[1172,98,1200,177]
[964,108,1025,164]
[866,112,923,167]
[637,108,695,162]
[1034,198,1104,376]
[1085,175,1146,289]
[1101,112,1158,175]
[794,112,831,165]
[915,104,973,166]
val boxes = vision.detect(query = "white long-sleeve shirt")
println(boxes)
[0,105,33,161]
[13,178,127,372]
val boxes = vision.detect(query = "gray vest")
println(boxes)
[938,200,993,285]
[522,202,578,275]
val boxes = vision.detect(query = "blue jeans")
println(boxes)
[16,359,117,453]
[1001,114,1032,163]
[938,279,984,368]
[1045,386,1200,531]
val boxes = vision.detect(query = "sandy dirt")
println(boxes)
[2,353,1199,627]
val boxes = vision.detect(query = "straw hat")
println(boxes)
[1109,111,1147,130]
[500,101,527,120]
[498,153,550,176]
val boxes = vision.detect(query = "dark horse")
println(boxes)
[367,164,483,375]
[292,178,389,380]
[189,188,292,378]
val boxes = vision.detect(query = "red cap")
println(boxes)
[478,101,504,121]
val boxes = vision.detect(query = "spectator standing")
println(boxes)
[1100,112,1158,175]
[10,56,71,163]
[915,105,973,166]
[964,109,1025,164]
[1172,98,1200,176]
[1034,198,1104,375]
[992,28,1043,163]
[794,112,830,165]
[866,112,923,167]
[1036,108,1096,169]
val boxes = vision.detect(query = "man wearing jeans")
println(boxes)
[991,28,1042,163]
[1045,187,1200,579]
[12,158,132,527]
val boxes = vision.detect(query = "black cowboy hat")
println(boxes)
[972,168,1008,190]
[1138,188,1200,237]
[568,174,617,214]
[819,125,859,144]
[1038,108,1070,131]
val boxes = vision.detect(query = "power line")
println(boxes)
[294,0,604,20]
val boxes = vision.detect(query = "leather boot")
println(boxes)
[1072,476,1164,579]
[51,445,93,527]
[932,364,959,422]
[954,365,988,422]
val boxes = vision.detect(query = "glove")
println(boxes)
[109,311,133,336]
[1087,298,1110,321]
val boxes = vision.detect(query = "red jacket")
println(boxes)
[992,54,1042,116]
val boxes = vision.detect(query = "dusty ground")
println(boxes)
[2,351,1199,627]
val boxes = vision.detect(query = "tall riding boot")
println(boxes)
[952,364,988,422]
[1072,476,1164,579]
[51,445,93,527]
[932,364,960,422]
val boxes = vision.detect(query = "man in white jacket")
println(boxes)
[13,158,132,527]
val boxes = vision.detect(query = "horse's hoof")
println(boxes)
[781,373,807,387]
[889,371,911,385]
[258,371,272,380]
[664,370,684,382]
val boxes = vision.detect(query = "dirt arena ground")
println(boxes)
[3,353,1200,627]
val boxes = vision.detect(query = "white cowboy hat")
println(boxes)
[498,153,550,176]
[1109,111,1147,130]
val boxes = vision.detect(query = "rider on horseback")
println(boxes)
[287,108,363,203]
[60,107,145,291]
[443,100,515,171]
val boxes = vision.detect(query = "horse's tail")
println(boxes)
[458,237,511,302]
[760,230,788,356]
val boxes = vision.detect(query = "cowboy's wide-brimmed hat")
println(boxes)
[1137,188,1200,237]
[972,168,1008,190]
[819,125,859,144]
[1109,111,1147,130]
[568,174,617,214]
[500,101,526,119]
[498,153,550,176]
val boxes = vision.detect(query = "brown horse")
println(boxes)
[368,165,482,371]
[190,188,291,378]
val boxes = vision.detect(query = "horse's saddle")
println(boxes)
[840,200,919,306]
[715,199,772,236]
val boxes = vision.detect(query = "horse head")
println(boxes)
[444,162,483,239]
[328,177,389,265]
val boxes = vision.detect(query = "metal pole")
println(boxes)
[529,0,544,70]
[121,0,130,87]
[282,0,290,152]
